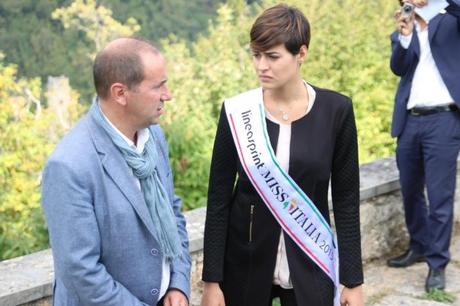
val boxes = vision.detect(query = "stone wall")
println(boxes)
[1,157,459,306]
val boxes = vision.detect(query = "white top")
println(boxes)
[399,21,454,109]
[103,114,170,300]
[265,83,316,289]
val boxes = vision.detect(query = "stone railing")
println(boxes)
[1,157,459,306]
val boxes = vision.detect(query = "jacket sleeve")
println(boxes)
[330,100,364,288]
[168,194,192,299]
[389,31,417,76]
[41,160,149,306]
[155,127,192,300]
[202,104,238,282]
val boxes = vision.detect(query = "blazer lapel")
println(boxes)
[428,13,443,43]
[412,30,421,58]
[86,114,157,238]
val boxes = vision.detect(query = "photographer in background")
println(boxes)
[387,0,460,292]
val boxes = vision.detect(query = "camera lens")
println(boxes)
[401,3,414,16]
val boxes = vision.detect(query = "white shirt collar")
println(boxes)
[101,111,150,154]
[414,19,428,33]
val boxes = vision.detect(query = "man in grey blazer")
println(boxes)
[41,38,191,306]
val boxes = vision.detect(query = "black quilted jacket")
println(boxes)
[202,85,364,306]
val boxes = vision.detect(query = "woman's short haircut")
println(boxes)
[250,4,311,55]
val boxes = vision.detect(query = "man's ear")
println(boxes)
[110,83,128,106]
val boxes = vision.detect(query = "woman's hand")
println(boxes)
[200,282,226,306]
[340,285,364,306]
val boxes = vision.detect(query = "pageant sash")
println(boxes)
[225,88,340,306]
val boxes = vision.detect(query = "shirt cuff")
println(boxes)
[399,33,413,49]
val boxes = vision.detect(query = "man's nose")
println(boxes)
[161,86,172,101]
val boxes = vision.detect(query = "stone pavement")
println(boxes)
[363,225,460,306]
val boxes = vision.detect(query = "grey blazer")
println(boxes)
[41,112,191,306]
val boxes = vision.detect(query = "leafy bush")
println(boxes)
[0,57,82,260]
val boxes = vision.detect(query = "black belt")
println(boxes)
[409,104,458,116]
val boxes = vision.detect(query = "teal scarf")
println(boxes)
[90,101,182,260]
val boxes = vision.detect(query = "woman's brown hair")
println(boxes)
[250,4,310,55]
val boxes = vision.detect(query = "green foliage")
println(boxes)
[100,0,225,43]
[0,58,82,260]
[0,0,94,100]
[420,289,456,304]
[161,3,258,209]
[52,0,141,56]
[0,0,227,102]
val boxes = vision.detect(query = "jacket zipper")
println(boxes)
[249,204,254,243]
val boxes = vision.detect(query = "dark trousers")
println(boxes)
[269,285,297,306]
[396,111,460,269]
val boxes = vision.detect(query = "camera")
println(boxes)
[401,2,415,18]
